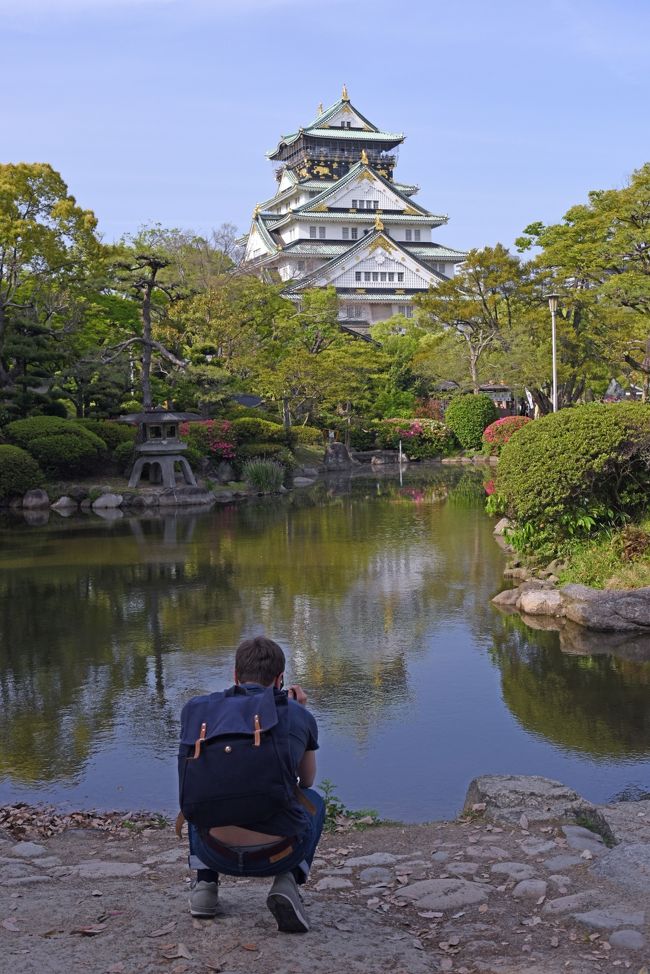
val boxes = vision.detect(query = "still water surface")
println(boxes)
[1,468,649,822]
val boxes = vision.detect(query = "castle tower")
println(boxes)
[241,88,466,334]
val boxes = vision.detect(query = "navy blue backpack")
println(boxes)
[178,685,298,829]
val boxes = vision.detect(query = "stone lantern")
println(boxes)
[119,407,201,489]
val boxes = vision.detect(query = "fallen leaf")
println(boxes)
[581,849,593,860]
[71,924,108,936]
[451,911,465,919]
[147,920,177,938]
[478,904,489,914]
[2,918,19,932]
[519,814,529,830]
[161,944,191,961]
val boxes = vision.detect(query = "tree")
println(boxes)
[0,163,100,392]
[415,245,522,393]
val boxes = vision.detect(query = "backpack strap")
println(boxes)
[175,810,185,838]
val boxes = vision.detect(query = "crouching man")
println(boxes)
[178,636,325,933]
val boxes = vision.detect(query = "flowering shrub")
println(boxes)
[180,420,236,461]
[375,418,457,458]
[415,398,447,422]
[482,416,532,455]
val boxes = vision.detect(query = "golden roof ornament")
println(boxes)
[361,149,369,165]
[254,204,261,216]
[317,102,323,115]
[341,83,349,102]
[374,213,384,231]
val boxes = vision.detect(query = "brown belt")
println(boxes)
[202,832,298,864]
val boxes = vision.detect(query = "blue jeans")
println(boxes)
[188,788,325,886]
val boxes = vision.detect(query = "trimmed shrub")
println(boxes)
[497,403,650,548]
[230,417,289,444]
[375,418,457,458]
[0,445,44,503]
[349,426,377,450]
[28,432,106,478]
[114,439,137,473]
[5,416,104,449]
[242,458,285,493]
[120,399,143,413]
[180,420,236,462]
[445,394,498,450]
[482,416,532,455]
[238,443,295,469]
[290,425,323,446]
[77,419,136,453]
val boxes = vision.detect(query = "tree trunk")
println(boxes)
[141,282,153,410]
[282,397,291,431]
[469,352,480,394]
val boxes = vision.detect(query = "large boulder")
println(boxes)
[463,774,609,830]
[324,442,355,467]
[517,588,563,616]
[22,489,50,510]
[561,583,650,631]
[493,517,512,536]
[591,843,650,894]
[91,492,123,510]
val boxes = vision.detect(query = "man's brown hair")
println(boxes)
[235,636,286,686]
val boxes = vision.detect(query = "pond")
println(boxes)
[1,467,649,823]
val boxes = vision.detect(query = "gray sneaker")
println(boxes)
[266,873,309,933]
[189,879,219,918]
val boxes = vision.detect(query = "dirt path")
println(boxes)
[1,799,649,974]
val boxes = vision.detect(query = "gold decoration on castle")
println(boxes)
[403,205,420,216]
[374,213,384,231]
[361,149,369,164]
[368,236,395,254]
[313,164,331,176]
[341,83,349,101]
[317,102,323,115]
[312,204,328,212]
[357,170,375,183]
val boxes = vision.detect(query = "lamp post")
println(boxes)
[547,293,559,412]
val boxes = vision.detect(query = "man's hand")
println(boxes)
[287,684,308,706]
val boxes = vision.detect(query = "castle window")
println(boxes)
[342,228,349,240]
[351,199,357,208]
[414,229,421,241]
[372,272,379,282]
[397,273,404,282]
[318,227,326,239]
[388,272,394,282]
[351,228,358,240]
[364,272,371,281]
[405,229,412,241]
[373,201,379,209]
[346,305,354,317]
[309,226,317,239]
[355,272,362,281]
[380,272,387,282]
[405,306,414,318]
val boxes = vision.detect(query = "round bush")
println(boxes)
[237,442,295,469]
[77,419,136,453]
[0,445,44,503]
[444,394,498,450]
[113,439,136,473]
[28,433,106,478]
[497,403,650,538]
[290,425,323,446]
[482,416,532,455]
[180,420,236,461]
[5,416,104,450]
[230,417,289,444]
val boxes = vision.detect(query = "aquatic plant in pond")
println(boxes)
[242,458,285,492]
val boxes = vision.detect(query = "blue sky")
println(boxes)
[3,0,648,252]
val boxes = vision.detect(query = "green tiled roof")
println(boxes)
[305,97,380,133]
[410,245,467,259]
[304,128,403,141]
[265,211,447,230]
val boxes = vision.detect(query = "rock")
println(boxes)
[609,929,646,950]
[66,485,89,502]
[396,878,488,910]
[91,492,123,510]
[492,588,521,607]
[490,862,536,881]
[543,854,584,872]
[22,489,50,510]
[512,879,547,899]
[561,824,605,856]
[561,582,650,631]
[324,442,356,467]
[503,567,530,580]
[516,588,563,616]
[446,862,480,877]
[346,852,399,867]
[592,843,650,892]
[292,477,316,487]
[493,517,512,536]
[157,487,215,507]
[431,851,451,863]
[315,876,353,891]
[543,890,600,914]
[463,774,598,825]
[465,845,510,860]
[214,461,234,483]
[7,841,47,858]
[573,908,645,931]
[358,866,393,884]
[72,860,145,878]
[51,495,77,512]
[519,838,557,856]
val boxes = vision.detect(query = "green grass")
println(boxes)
[559,513,650,589]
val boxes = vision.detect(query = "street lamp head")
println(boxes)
[547,292,560,314]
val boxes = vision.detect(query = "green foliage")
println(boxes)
[290,425,323,446]
[375,418,457,458]
[0,445,44,502]
[180,420,236,461]
[320,779,381,832]
[113,439,136,473]
[5,416,106,450]
[76,419,136,453]
[229,417,289,444]
[120,400,143,413]
[238,443,295,469]
[497,403,650,553]
[349,426,377,450]
[444,394,498,449]
[482,416,532,455]
[28,432,106,478]
[241,458,285,493]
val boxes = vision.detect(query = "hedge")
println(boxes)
[445,394,498,450]
[497,402,650,540]
[229,417,289,444]
[28,432,106,478]
[290,425,323,446]
[482,416,532,455]
[5,416,106,450]
[237,442,295,469]
[77,419,136,453]
[375,418,457,459]
[0,445,44,503]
